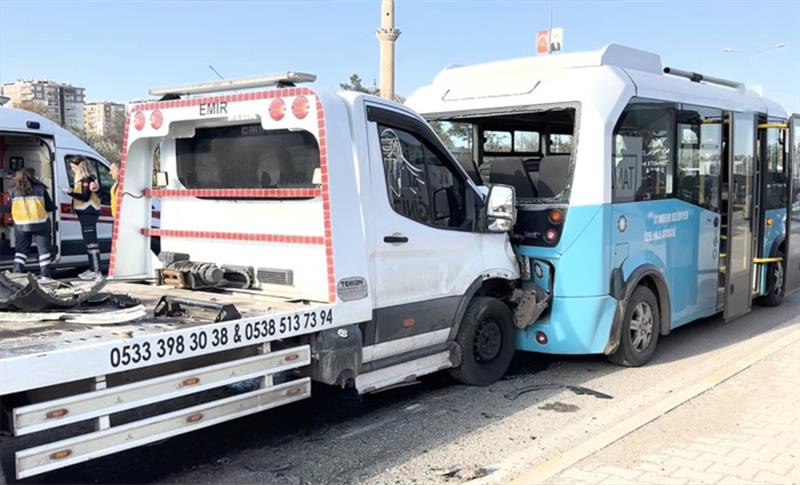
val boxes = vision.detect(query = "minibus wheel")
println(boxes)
[757,250,784,307]
[609,286,659,367]
[450,296,514,386]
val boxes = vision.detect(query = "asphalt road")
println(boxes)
[3,293,799,485]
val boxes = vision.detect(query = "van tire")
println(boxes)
[449,296,514,386]
[608,285,659,367]
[757,249,784,307]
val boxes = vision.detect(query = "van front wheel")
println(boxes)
[449,297,514,386]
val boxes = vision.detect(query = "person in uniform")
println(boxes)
[0,168,55,277]
[63,157,102,280]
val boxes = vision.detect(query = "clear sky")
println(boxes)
[1,0,798,112]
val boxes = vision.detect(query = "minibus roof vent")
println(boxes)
[663,67,745,91]
[148,72,317,98]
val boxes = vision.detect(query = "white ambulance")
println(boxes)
[0,106,117,270]
[0,74,524,478]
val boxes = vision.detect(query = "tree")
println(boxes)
[340,74,370,93]
[14,100,58,123]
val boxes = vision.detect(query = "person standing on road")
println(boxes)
[0,169,56,277]
[110,161,120,219]
[63,157,102,280]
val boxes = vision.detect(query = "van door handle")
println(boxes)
[384,234,409,244]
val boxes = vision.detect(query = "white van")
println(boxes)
[1,106,119,270]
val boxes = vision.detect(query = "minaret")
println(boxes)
[376,0,400,100]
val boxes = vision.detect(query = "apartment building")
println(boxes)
[84,101,125,138]
[0,80,85,129]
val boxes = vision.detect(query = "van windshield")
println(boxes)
[176,124,320,190]
[430,107,577,204]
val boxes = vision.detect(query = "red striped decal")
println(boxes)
[142,228,324,245]
[60,204,113,218]
[144,188,320,199]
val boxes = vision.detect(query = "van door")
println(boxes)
[365,106,485,349]
[724,112,757,320]
[785,114,800,294]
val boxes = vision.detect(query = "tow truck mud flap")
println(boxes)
[0,273,106,312]
[12,346,311,479]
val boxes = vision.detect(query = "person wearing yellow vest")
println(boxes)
[0,169,56,277]
[63,157,102,280]
[110,161,120,219]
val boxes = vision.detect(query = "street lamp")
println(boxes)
[722,43,785,75]
[722,43,785,55]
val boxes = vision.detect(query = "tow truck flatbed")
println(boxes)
[0,281,332,396]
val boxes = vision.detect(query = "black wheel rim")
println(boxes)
[473,318,503,363]
[773,261,784,296]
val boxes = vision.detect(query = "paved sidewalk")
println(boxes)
[546,339,800,485]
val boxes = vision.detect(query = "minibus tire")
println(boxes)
[608,285,659,367]
[449,296,514,386]
[756,249,784,307]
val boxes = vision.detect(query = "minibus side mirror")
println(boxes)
[486,184,516,232]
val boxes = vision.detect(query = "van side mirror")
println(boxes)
[486,184,516,232]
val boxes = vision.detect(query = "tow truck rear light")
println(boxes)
[269,98,286,121]
[133,111,146,131]
[292,95,310,119]
[150,109,163,129]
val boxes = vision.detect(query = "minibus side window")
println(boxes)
[676,106,722,212]
[764,127,787,210]
[612,103,675,203]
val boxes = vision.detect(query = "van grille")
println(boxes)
[257,268,293,286]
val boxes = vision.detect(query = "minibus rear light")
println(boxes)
[548,209,564,225]
[269,98,286,121]
[544,228,559,244]
[535,331,548,345]
[292,95,310,119]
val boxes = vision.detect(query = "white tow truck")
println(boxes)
[0,73,525,479]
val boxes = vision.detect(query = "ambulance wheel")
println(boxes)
[608,285,659,367]
[758,249,785,307]
[449,297,514,386]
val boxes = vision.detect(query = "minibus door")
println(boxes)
[724,112,757,320]
[784,114,800,294]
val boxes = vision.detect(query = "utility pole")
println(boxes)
[376,0,401,100]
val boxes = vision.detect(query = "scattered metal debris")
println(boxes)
[0,305,146,325]
[504,383,613,401]
[0,272,108,311]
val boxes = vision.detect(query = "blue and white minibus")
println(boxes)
[407,44,800,365]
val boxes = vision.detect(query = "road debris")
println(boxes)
[504,383,613,401]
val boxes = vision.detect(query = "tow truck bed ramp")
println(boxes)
[0,281,339,479]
